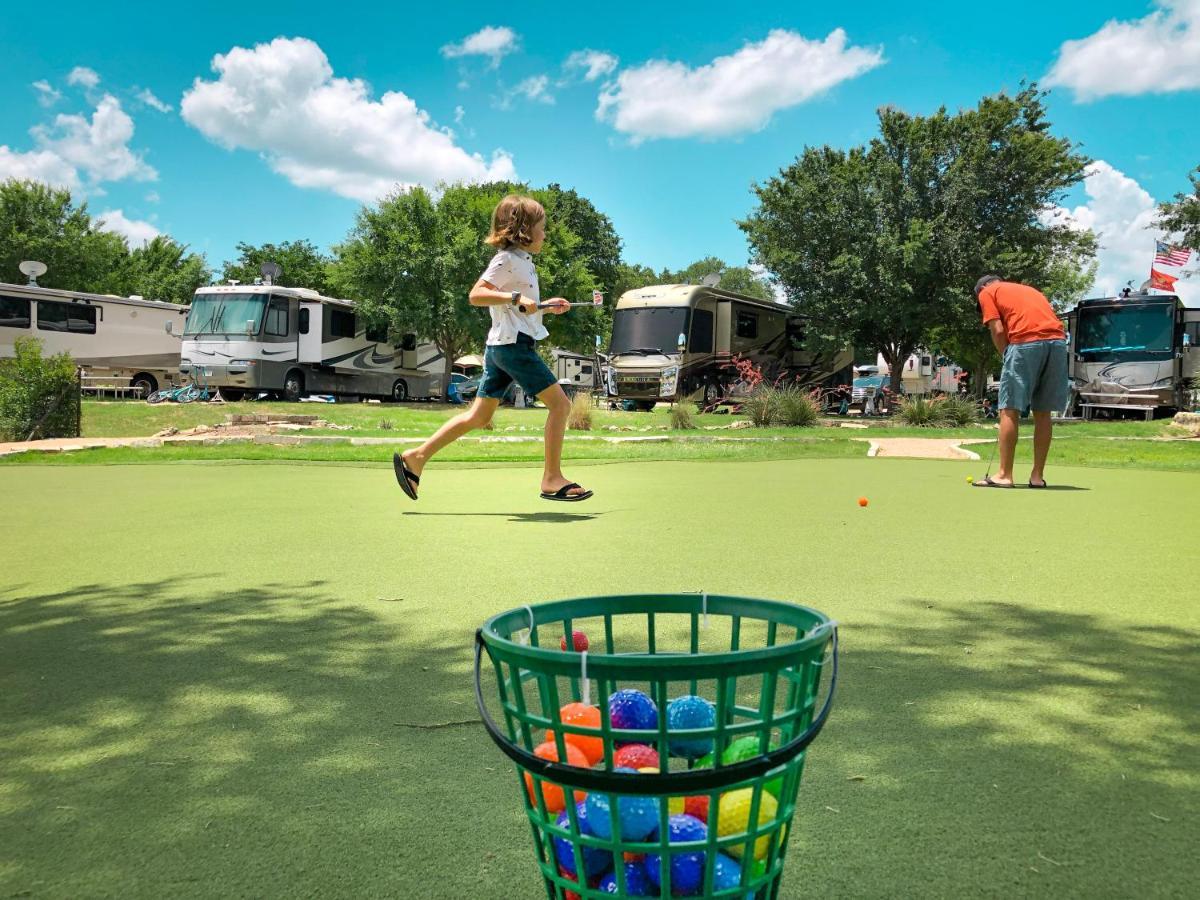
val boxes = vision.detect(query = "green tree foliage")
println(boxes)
[741,86,1096,394]
[0,179,210,303]
[221,240,333,295]
[657,256,774,301]
[333,182,604,395]
[0,336,80,441]
[1156,167,1200,252]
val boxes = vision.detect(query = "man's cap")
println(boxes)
[974,274,1001,297]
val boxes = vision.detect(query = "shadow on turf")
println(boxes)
[403,510,604,523]
[0,576,528,897]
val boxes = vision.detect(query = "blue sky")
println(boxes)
[1,0,1198,302]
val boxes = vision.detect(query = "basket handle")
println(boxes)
[473,625,838,796]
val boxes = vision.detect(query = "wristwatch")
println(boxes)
[511,291,521,307]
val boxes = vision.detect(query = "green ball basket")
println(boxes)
[474,593,838,899]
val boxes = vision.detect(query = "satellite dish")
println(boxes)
[19,260,48,285]
[260,261,283,285]
[700,272,721,287]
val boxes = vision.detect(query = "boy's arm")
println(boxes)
[469,278,536,312]
[988,319,1008,355]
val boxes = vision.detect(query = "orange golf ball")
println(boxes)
[858,497,869,507]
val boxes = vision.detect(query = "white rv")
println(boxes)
[178,284,444,401]
[0,278,187,396]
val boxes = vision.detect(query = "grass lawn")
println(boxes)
[1,457,1196,897]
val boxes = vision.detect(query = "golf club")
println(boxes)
[530,290,604,310]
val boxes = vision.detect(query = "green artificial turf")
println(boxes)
[1,459,1197,897]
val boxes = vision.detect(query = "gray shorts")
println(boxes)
[998,339,1069,413]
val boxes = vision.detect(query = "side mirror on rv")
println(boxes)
[677,332,687,353]
[401,334,418,352]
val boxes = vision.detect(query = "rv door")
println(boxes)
[298,302,322,363]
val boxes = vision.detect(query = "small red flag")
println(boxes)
[1149,268,1179,291]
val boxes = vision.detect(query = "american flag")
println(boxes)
[1154,241,1192,266]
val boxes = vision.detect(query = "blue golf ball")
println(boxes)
[609,689,658,736]
[598,861,655,895]
[554,801,614,879]
[586,768,661,842]
[714,853,753,898]
[645,814,707,896]
[666,695,716,760]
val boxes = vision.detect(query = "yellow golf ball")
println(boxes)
[716,788,779,861]
[966,476,974,484]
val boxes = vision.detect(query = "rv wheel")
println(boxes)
[704,381,722,407]
[131,373,157,399]
[282,370,305,402]
[391,379,409,402]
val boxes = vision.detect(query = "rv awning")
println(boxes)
[455,354,484,368]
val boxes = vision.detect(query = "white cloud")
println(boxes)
[565,50,618,82]
[32,80,62,107]
[1045,160,1198,305]
[515,75,554,105]
[440,26,518,68]
[596,29,884,143]
[67,66,100,89]
[180,37,516,203]
[0,93,156,191]
[145,190,160,203]
[454,105,465,124]
[136,88,173,113]
[96,209,160,247]
[1046,2,1200,100]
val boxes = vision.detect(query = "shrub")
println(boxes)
[896,395,943,427]
[0,337,80,441]
[741,386,781,428]
[567,391,593,431]
[774,384,823,427]
[670,398,697,430]
[378,418,395,430]
[936,394,980,427]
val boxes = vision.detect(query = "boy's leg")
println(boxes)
[402,396,499,479]
[536,383,589,497]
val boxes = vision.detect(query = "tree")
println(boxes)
[741,86,1095,394]
[0,179,126,291]
[1157,167,1200,252]
[221,240,334,294]
[100,236,211,303]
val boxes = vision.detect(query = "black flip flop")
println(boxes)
[392,453,420,501]
[540,482,593,502]
[972,476,1014,489]
[1028,480,1048,489]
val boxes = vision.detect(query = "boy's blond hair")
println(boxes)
[485,194,545,249]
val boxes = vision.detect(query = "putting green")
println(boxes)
[1,459,1196,897]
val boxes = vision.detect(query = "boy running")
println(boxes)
[393,195,593,502]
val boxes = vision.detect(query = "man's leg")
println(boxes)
[1030,412,1052,486]
[537,383,588,496]
[402,397,499,479]
[994,409,1019,485]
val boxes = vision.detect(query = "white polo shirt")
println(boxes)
[479,247,548,346]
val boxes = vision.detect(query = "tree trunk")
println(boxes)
[443,349,455,402]
[881,346,910,395]
[971,361,989,399]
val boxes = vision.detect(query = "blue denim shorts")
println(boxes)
[999,339,1069,413]
[479,334,556,399]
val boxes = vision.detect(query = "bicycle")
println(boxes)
[145,367,211,404]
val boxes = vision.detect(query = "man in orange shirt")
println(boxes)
[972,275,1068,489]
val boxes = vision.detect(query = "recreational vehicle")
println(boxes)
[177,284,444,401]
[1064,292,1200,419]
[553,348,600,394]
[604,284,853,410]
[0,275,187,397]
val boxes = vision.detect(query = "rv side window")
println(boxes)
[0,296,31,329]
[299,308,309,334]
[691,309,714,353]
[581,364,593,375]
[264,299,289,337]
[366,323,389,343]
[735,311,758,339]
[37,300,97,335]
[330,309,356,339]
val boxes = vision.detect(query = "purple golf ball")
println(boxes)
[645,814,707,896]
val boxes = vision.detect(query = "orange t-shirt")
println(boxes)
[978,281,1065,345]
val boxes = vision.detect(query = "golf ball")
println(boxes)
[718,736,783,799]
[609,689,658,736]
[714,853,754,898]
[586,768,660,842]
[716,789,779,861]
[645,814,708,896]
[554,801,615,879]
[546,703,603,766]
[561,630,590,652]
[526,741,588,814]
[614,743,660,771]
[667,695,716,760]
[966,476,974,484]
[598,861,655,895]
[858,497,869,507]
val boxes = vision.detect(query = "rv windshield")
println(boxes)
[1077,303,1174,360]
[610,307,689,357]
[184,293,268,336]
